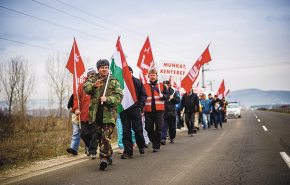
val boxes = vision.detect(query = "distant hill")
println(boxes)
[226,89,290,106]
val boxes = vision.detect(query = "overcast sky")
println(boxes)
[1,0,290,101]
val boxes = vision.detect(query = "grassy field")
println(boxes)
[0,115,118,172]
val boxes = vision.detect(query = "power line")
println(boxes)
[0,37,67,53]
[55,0,193,58]
[31,0,143,43]
[0,4,193,61]
[0,5,114,43]
[0,37,97,61]
[56,0,144,37]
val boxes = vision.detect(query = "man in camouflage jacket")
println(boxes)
[83,59,123,170]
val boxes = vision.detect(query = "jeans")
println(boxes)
[70,122,81,152]
[213,112,222,129]
[162,117,176,139]
[116,114,136,150]
[202,113,211,129]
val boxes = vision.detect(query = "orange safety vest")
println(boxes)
[144,82,165,112]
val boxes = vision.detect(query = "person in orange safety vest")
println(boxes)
[143,69,170,152]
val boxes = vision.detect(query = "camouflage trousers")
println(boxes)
[93,123,115,160]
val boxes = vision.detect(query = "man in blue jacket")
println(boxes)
[200,94,212,129]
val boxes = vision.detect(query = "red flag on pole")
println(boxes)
[196,81,200,88]
[216,79,226,97]
[66,38,86,95]
[137,36,156,84]
[224,89,230,97]
[169,75,180,91]
[180,44,211,93]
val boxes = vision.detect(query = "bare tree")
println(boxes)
[45,53,71,119]
[15,58,35,119]
[0,57,21,116]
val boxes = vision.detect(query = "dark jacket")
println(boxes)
[180,90,200,113]
[126,76,148,111]
[164,88,180,118]
[211,98,224,113]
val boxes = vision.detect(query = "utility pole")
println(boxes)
[207,80,215,91]
[202,64,209,88]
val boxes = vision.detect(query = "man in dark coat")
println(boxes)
[180,87,200,136]
[120,66,148,159]
[211,95,224,129]
[161,81,180,144]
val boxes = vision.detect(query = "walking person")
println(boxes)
[67,94,81,156]
[161,81,180,144]
[208,93,214,128]
[83,59,123,170]
[67,69,97,156]
[211,95,224,129]
[221,97,228,123]
[200,94,212,129]
[120,66,148,159]
[144,69,169,152]
[72,68,99,159]
[142,115,151,148]
[176,90,183,131]
[180,87,200,137]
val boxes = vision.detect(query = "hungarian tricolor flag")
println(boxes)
[137,36,156,84]
[216,79,226,97]
[181,44,211,93]
[110,36,137,113]
[66,38,86,96]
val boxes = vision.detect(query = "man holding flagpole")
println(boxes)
[144,69,169,152]
[83,59,123,171]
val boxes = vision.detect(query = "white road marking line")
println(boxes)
[258,119,260,122]
[262,125,268,131]
[280,152,290,169]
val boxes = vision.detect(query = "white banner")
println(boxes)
[158,60,188,76]
[192,88,205,94]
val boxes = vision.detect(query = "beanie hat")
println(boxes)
[128,66,133,74]
[87,68,97,76]
[163,80,170,85]
[96,59,110,70]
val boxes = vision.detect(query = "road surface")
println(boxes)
[2,110,290,185]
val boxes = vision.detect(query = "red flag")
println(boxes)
[196,81,200,88]
[180,44,211,93]
[216,79,226,97]
[66,38,86,95]
[169,75,172,84]
[169,75,180,91]
[137,36,156,84]
[224,89,230,97]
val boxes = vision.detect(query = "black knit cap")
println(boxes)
[96,59,110,70]
[163,80,170,85]
[128,66,133,74]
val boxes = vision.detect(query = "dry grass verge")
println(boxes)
[0,114,118,172]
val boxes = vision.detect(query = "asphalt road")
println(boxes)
[3,110,290,185]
